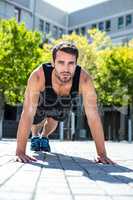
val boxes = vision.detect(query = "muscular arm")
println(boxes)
[16,70,42,162]
[81,71,114,164]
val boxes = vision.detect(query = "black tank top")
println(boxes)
[36,63,81,120]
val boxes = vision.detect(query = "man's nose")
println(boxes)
[63,63,70,70]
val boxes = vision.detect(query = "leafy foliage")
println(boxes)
[96,46,133,105]
[0,19,43,104]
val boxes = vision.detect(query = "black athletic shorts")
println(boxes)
[33,108,70,124]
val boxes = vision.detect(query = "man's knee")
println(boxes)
[45,117,58,131]
[31,118,46,134]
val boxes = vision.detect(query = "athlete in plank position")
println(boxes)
[16,41,114,164]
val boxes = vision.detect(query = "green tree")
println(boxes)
[95,45,133,137]
[88,28,112,51]
[0,18,43,105]
[95,46,133,106]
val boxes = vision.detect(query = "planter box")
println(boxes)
[3,120,18,138]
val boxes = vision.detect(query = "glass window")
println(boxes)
[39,19,44,32]
[91,23,97,29]
[105,20,111,32]
[81,27,86,35]
[68,30,73,34]
[45,22,50,34]
[14,7,21,22]
[122,38,129,44]
[59,28,63,37]
[75,28,79,34]
[98,22,104,31]
[118,16,124,29]
[126,14,132,26]
[53,26,58,38]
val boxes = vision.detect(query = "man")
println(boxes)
[16,41,114,164]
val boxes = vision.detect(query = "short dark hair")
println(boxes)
[52,41,79,62]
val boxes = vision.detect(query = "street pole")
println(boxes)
[59,121,64,141]
[128,119,132,142]
[71,111,75,140]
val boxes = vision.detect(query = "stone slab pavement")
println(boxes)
[0,139,133,200]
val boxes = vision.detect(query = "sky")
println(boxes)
[42,0,110,13]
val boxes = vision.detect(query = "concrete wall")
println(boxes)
[11,0,30,9]
[68,0,133,27]
[0,0,33,29]
[68,0,133,44]
[0,0,67,37]
[36,0,67,27]
[0,0,133,44]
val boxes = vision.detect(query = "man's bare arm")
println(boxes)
[81,71,115,164]
[16,71,42,162]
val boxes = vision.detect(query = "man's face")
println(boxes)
[53,50,77,83]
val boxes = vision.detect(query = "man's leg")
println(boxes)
[31,118,46,136]
[39,117,58,152]
[41,117,58,137]
[30,119,46,151]
[31,117,58,151]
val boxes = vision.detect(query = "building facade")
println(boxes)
[0,0,133,42]
[0,0,133,43]
[69,0,133,44]
[0,0,68,39]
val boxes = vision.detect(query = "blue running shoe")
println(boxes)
[40,136,51,152]
[30,136,40,151]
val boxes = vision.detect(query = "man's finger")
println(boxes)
[95,157,106,164]
[15,157,22,162]
[16,157,27,163]
[20,156,29,163]
[99,158,106,164]
[95,156,115,164]
[106,158,116,164]
[27,155,37,161]
[16,155,29,163]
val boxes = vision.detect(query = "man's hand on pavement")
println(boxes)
[95,155,116,164]
[15,152,37,163]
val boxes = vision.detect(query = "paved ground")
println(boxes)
[0,139,133,200]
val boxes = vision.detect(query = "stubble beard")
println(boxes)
[54,69,73,84]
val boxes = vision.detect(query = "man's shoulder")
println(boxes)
[41,62,52,68]
[28,63,47,90]
[78,67,93,95]
[32,62,52,80]
[33,62,52,72]
[31,64,43,79]
[80,68,92,83]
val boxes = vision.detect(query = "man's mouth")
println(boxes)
[61,72,71,76]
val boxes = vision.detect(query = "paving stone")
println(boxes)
[0,139,133,200]
[75,195,112,200]
[34,194,73,200]
[112,196,133,200]
[0,191,32,200]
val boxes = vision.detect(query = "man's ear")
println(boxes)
[52,60,55,68]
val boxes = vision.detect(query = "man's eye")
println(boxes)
[69,62,75,65]
[58,61,64,64]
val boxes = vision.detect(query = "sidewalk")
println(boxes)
[0,139,133,200]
